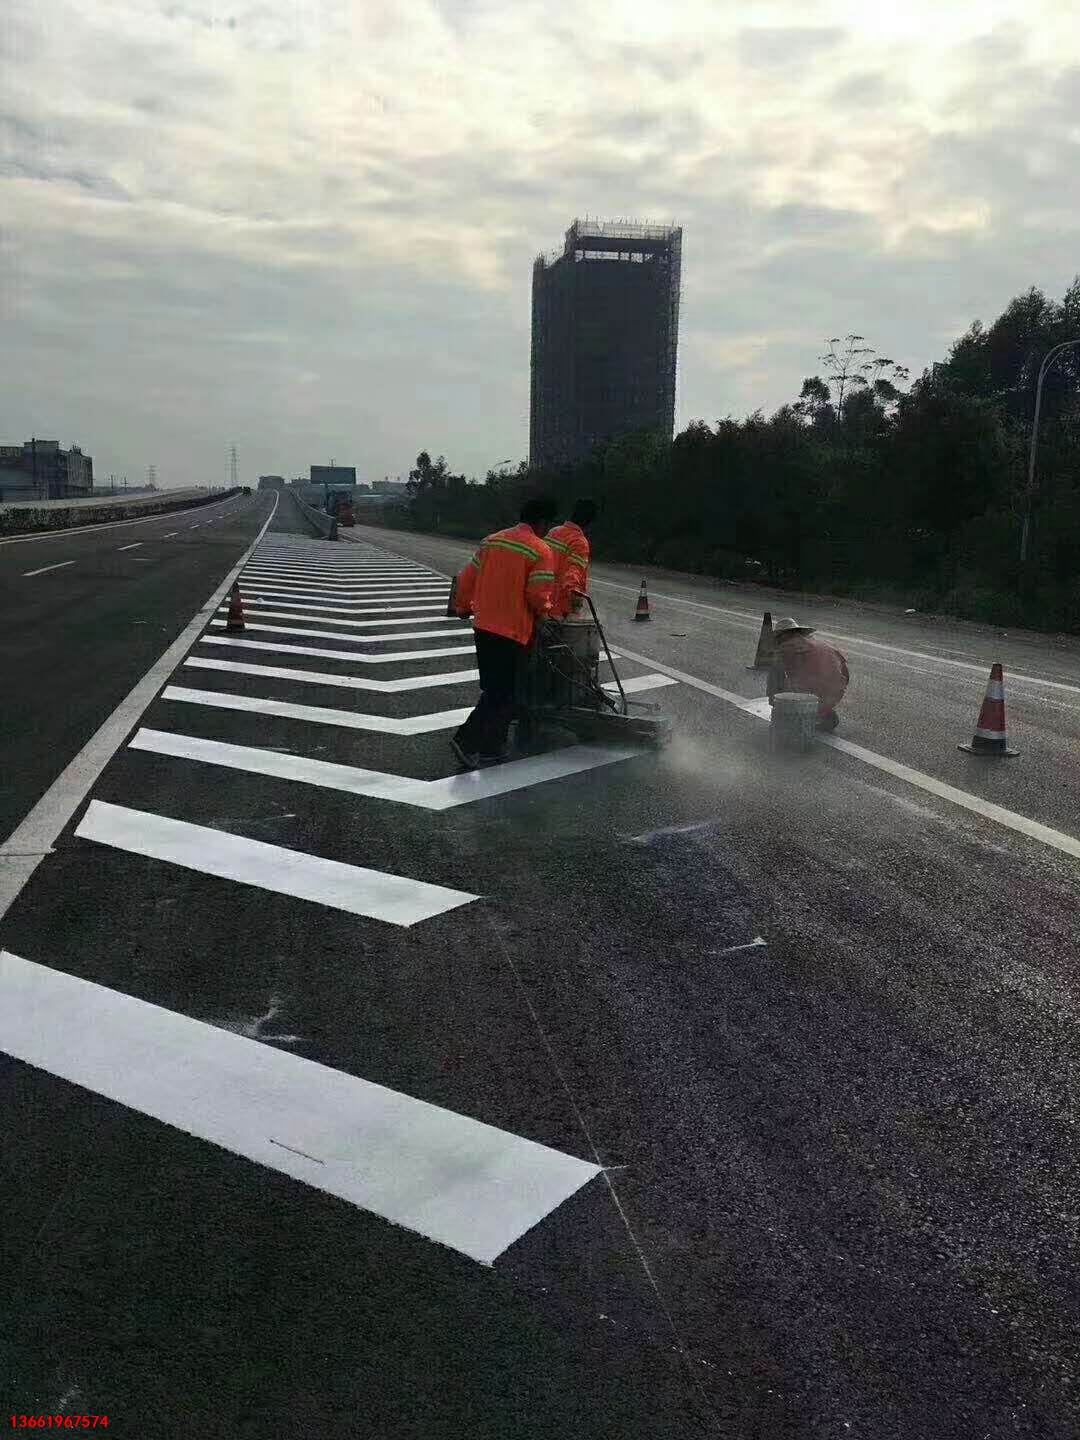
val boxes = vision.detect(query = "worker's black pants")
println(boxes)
[455,629,525,758]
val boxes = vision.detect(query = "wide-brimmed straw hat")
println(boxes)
[772,616,815,638]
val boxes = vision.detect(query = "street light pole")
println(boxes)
[1020,338,1080,564]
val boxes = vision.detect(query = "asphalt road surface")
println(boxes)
[2,507,1079,1438]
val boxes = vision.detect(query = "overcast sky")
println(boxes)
[3,1,1079,488]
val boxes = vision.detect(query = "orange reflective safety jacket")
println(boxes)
[454,523,556,646]
[546,520,591,617]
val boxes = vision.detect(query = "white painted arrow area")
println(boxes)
[163,685,472,732]
[131,728,645,807]
[0,950,599,1265]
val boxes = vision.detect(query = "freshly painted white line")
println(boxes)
[234,596,449,615]
[194,660,478,692]
[22,560,76,577]
[185,646,474,686]
[216,607,459,631]
[0,952,597,1263]
[604,674,679,696]
[247,557,436,568]
[117,542,143,551]
[210,619,456,643]
[237,592,446,612]
[239,582,444,601]
[132,729,644,808]
[612,641,1080,865]
[201,631,471,661]
[244,571,437,580]
[75,800,476,925]
[244,570,445,586]
[0,493,280,921]
[0,492,245,547]
[235,599,447,620]
[163,685,472,733]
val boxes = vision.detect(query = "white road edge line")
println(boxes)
[612,641,1080,865]
[22,560,76,577]
[0,949,598,1264]
[0,492,280,921]
[0,491,246,547]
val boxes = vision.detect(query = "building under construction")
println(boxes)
[529,218,682,472]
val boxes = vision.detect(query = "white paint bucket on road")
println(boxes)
[770,692,819,753]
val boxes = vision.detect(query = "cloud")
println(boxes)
[2,2,1080,483]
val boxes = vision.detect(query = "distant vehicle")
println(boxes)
[241,485,252,495]
[325,488,355,525]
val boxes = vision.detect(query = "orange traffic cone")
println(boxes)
[959,663,1018,756]
[225,581,246,634]
[633,578,651,621]
[746,611,775,670]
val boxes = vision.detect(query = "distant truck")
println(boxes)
[325,488,355,526]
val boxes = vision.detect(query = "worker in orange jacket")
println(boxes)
[451,495,559,768]
[547,498,597,617]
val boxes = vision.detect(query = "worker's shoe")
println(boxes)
[818,710,841,732]
[478,749,508,767]
[450,738,480,770]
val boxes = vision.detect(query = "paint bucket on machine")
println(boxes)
[769,692,819,754]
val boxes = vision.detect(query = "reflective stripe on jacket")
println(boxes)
[454,523,555,645]
[547,521,591,616]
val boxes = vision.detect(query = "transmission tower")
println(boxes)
[229,445,239,489]
[147,465,157,489]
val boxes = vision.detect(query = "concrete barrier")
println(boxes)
[290,488,338,540]
[0,487,243,537]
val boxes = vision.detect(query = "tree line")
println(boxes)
[386,279,1080,633]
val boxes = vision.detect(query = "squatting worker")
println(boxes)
[767,617,850,731]
[451,495,559,768]
[547,498,597,618]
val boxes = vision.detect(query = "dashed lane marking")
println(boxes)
[0,950,597,1263]
[0,492,246,547]
[22,560,76,577]
[117,542,143,551]
[162,685,472,733]
[74,800,477,925]
[0,492,280,922]
[162,532,180,538]
[131,729,646,808]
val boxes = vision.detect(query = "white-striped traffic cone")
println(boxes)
[958,663,1018,757]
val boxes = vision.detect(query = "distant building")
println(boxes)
[0,440,94,500]
[529,218,682,471]
[257,475,286,491]
[371,479,407,495]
